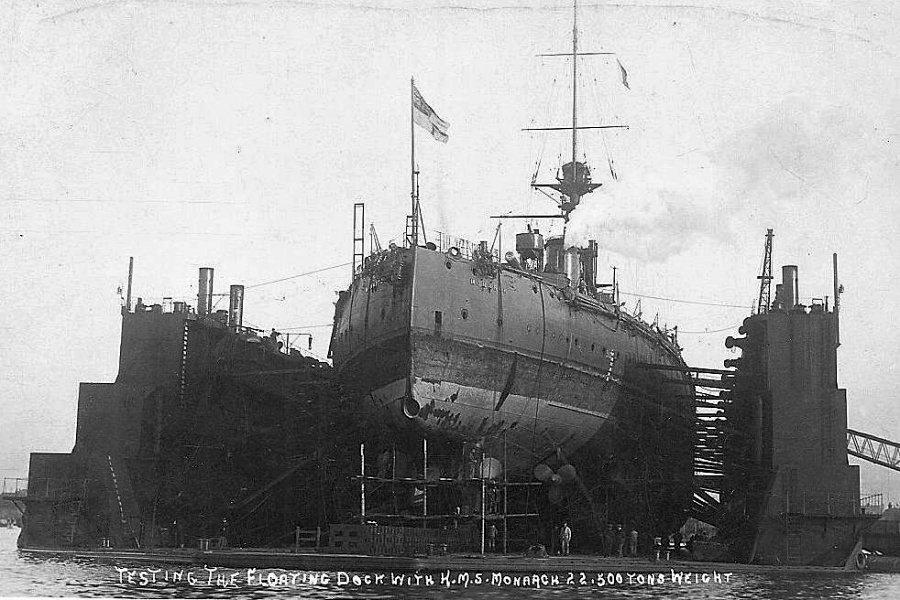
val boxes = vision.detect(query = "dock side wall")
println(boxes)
[752,309,863,565]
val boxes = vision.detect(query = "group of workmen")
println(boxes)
[553,522,684,559]
[483,520,689,559]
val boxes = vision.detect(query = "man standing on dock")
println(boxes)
[603,523,614,556]
[559,522,572,556]
[615,525,625,557]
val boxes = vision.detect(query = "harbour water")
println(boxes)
[3,529,900,599]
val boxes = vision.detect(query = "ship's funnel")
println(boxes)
[544,236,564,273]
[198,268,214,316]
[229,285,245,330]
[581,240,598,292]
[564,247,581,287]
[782,265,799,308]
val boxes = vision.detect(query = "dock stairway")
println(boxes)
[105,455,141,548]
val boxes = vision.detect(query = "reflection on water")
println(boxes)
[2,530,900,599]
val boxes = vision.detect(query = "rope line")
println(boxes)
[245,262,352,289]
[620,291,749,309]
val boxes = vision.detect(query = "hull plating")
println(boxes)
[330,246,692,478]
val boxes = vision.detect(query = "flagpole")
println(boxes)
[410,77,418,247]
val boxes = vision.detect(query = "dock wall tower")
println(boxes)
[722,259,867,566]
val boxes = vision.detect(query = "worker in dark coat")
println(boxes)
[615,524,625,557]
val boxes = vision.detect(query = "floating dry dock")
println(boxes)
[13,242,879,571]
[16,547,865,576]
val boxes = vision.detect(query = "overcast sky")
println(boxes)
[1,0,898,501]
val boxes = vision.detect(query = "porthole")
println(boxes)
[591,343,595,352]
[532,285,538,294]
[461,309,469,320]
[446,261,452,269]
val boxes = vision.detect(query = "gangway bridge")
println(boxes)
[1,478,28,513]
[847,429,900,472]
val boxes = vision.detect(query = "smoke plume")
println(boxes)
[565,97,892,262]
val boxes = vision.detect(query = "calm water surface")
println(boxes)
[3,528,900,598]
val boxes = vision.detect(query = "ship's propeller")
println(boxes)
[533,462,577,503]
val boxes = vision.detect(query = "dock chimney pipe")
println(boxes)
[126,257,134,313]
[229,285,245,330]
[198,268,214,316]
[782,265,798,308]
[833,253,840,346]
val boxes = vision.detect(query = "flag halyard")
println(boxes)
[412,84,450,143]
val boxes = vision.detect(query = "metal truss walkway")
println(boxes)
[847,428,900,472]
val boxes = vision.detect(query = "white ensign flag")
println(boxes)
[412,84,450,143]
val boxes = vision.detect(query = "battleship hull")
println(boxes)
[330,245,694,482]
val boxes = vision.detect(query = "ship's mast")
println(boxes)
[522,0,623,222]
[564,0,579,246]
[571,0,578,180]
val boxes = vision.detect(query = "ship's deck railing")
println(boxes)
[431,232,501,261]
[356,232,500,274]
[783,490,862,517]
[1,478,28,499]
[860,492,884,515]
[20,477,93,500]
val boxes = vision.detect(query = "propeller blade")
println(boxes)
[534,463,554,482]
[557,464,577,484]
[548,485,565,504]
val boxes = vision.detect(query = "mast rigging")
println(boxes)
[526,0,627,221]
